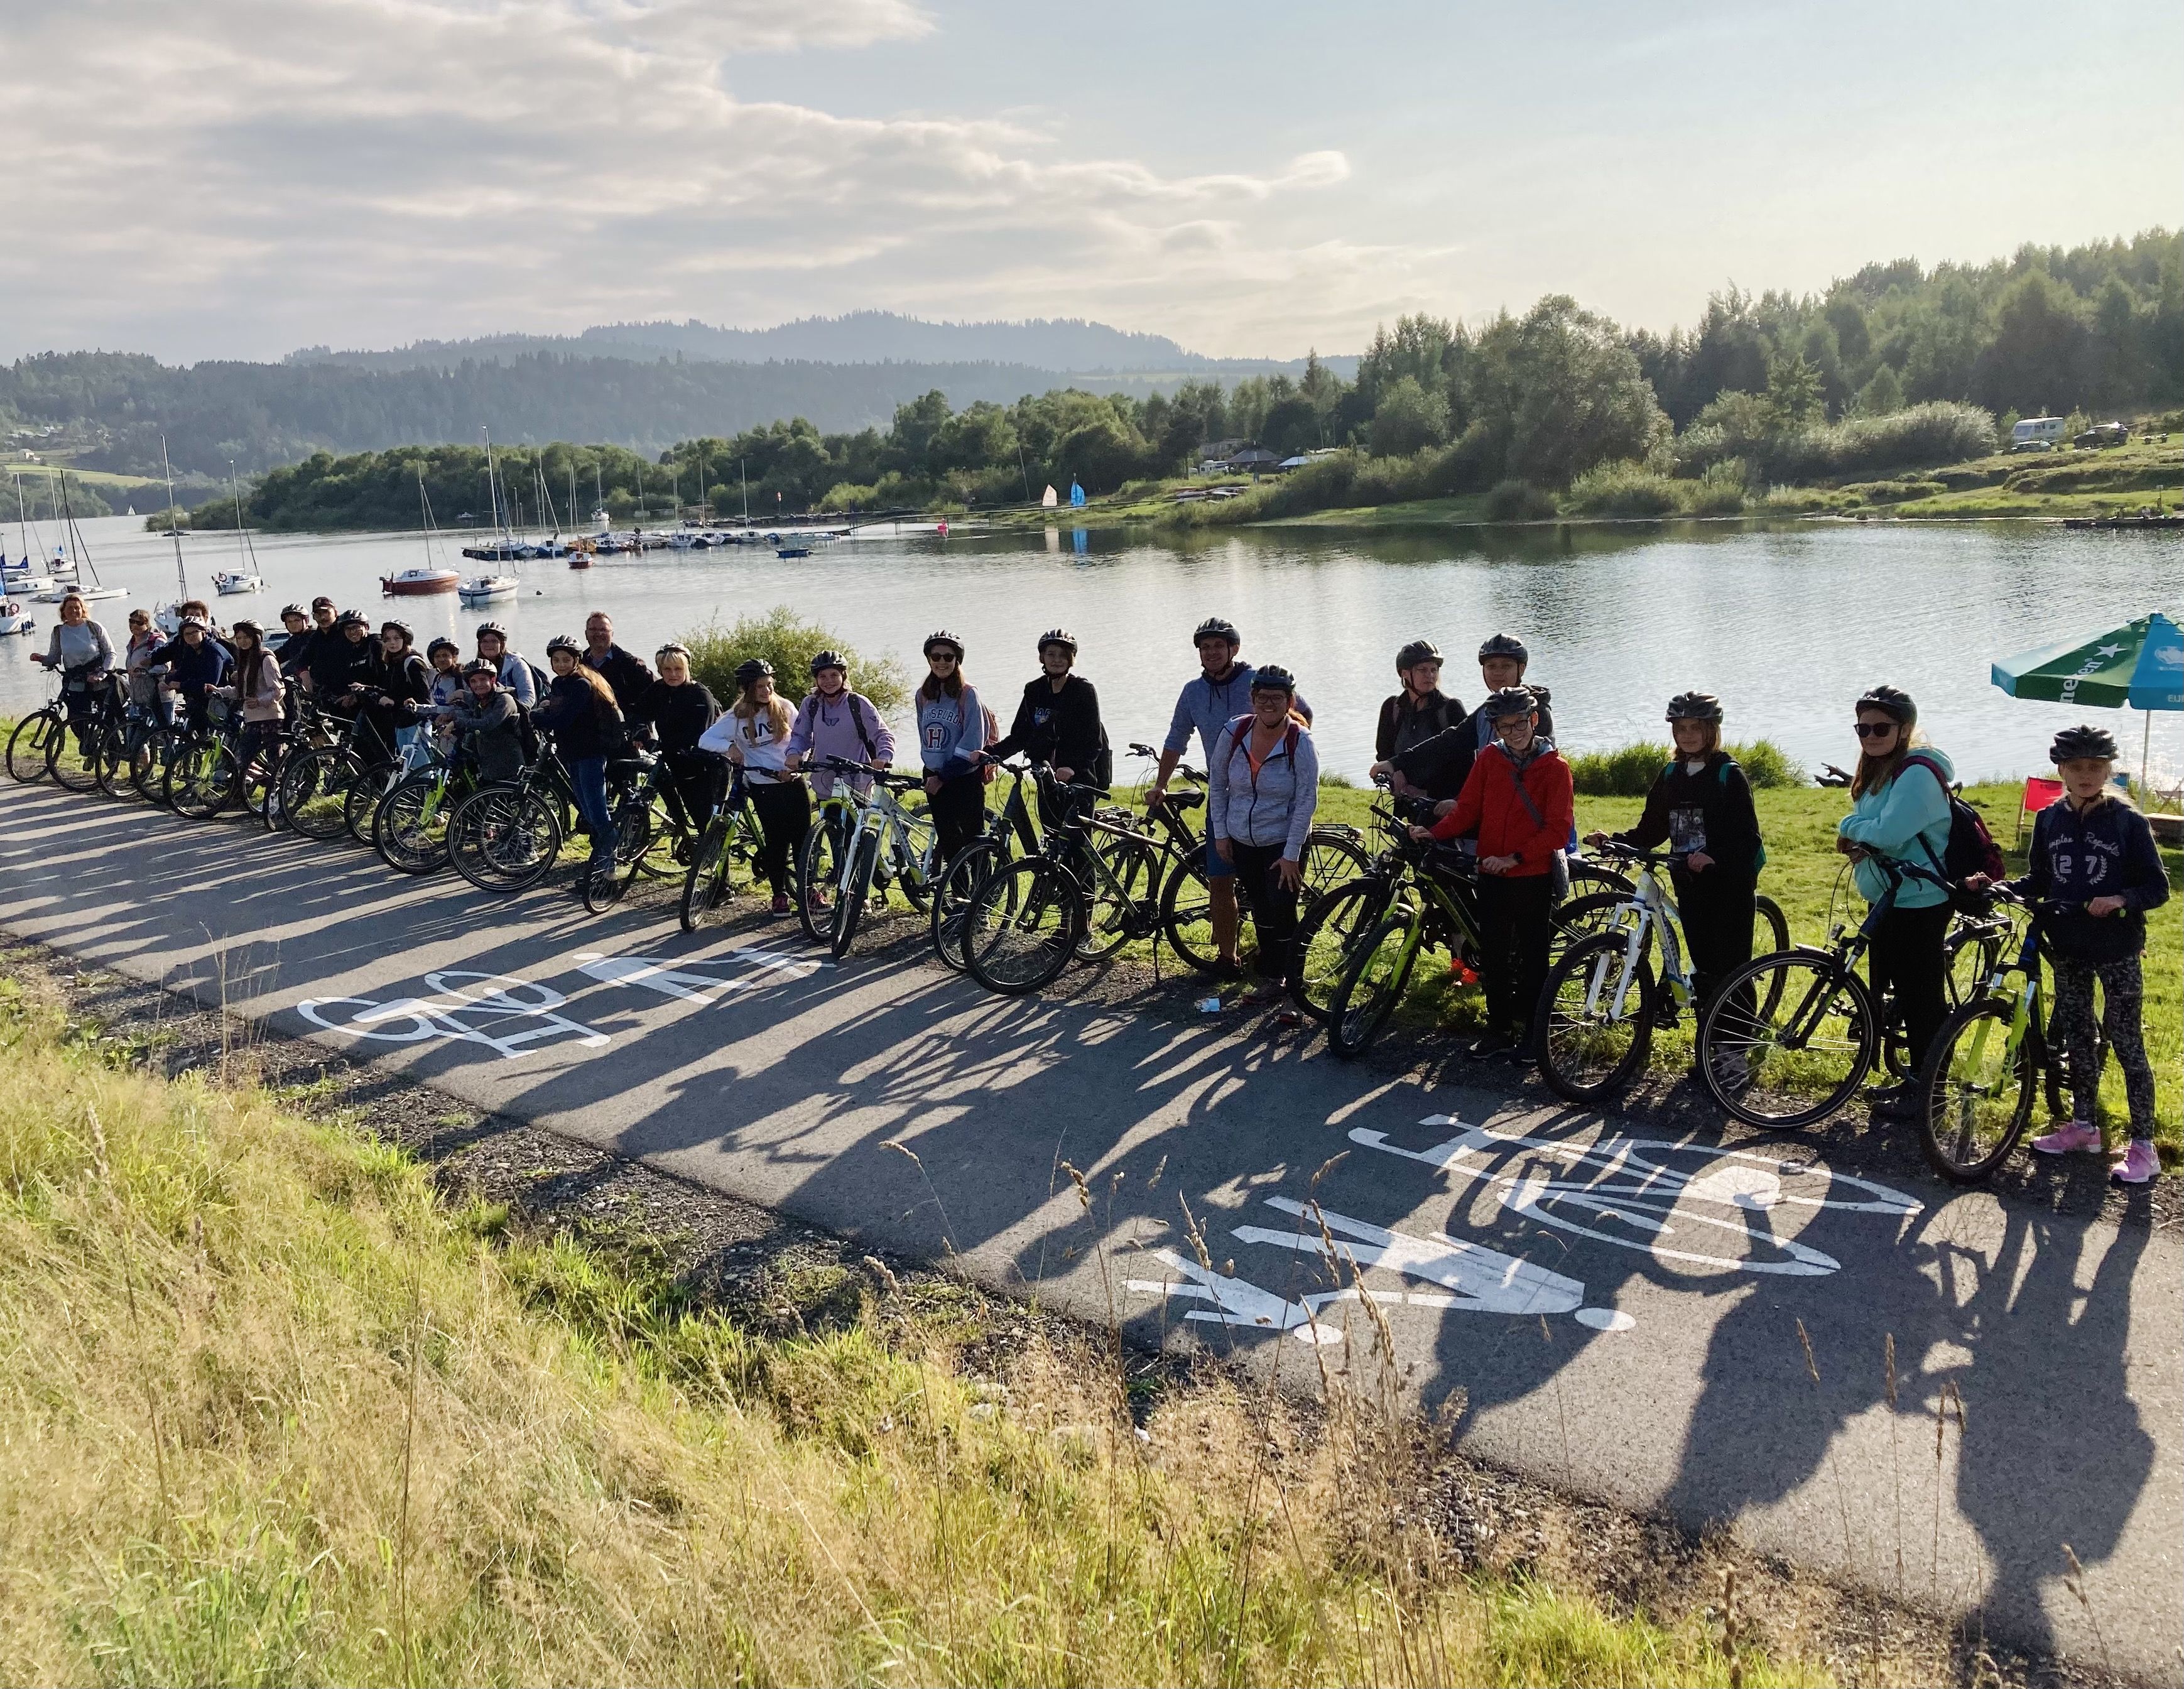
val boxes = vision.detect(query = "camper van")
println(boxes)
[2011,415,2066,452]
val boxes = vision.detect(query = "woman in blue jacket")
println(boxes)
[916,630,987,866]
[1834,685,1953,1117]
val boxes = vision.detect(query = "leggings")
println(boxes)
[568,756,615,865]
[747,778,811,892]
[1866,900,1951,1073]
[927,771,987,866]
[1227,840,1301,986]
[1477,872,1556,1044]
[2052,954,2158,1141]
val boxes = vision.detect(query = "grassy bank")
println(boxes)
[0,972,1829,1686]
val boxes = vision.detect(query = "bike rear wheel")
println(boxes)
[1075,834,1159,962]
[6,710,60,783]
[448,785,561,893]
[1697,949,1874,1129]
[374,768,458,874]
[48,715,104,792]
[1328,907,1421,1058]
[1917,998,2036,1183]
[92,720,134,798]
[1538,931,1659,1104]
[1158,845,1222,972]
[928,840,1000,972]
[344,771,390,844]
[279,747,362,840]
[964,857,1082,995]
[1291,876,1389,1024]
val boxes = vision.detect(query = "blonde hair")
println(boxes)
[733,688,793,742]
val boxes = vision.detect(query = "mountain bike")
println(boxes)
[276,707,399,842]
[798,762,938,959]
[1915,888,2096,1183]
[374,742,486,875]
[1695,855,1953,1129]
[680,767,771,931]
[1535,842,1791,1104]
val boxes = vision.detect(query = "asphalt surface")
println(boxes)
[5,780,2178,1681]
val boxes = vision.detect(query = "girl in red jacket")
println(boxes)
[1411,685,1574,1062]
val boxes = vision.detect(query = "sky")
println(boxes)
[3,0,2178,364]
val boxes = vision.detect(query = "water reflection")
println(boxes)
[4,513,2176,783]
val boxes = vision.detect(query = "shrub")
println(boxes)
[1483,479,1558,521]
[1568,738,1802,796]
[1684,458,1750,516]
[680,605,909,719]
[1564,460,1680,518]
[1675,398,1996,484]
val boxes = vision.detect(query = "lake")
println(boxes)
[6,513,2179,786]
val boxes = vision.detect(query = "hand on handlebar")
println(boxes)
[1584,830,1611,849]
[2087,894,2127,918]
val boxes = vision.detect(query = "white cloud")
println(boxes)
[0,0,1364,359]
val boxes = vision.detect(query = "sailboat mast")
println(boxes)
[159,436,190,602]
[741,459,749,524]
[482,428,506,548]
[227,459,250,573]
[57,470,100,585]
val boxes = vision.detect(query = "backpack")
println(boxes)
[1902,754,2005,899]
[1658,756,1768,872]
[1225,715,1302,776]
[979,698,1002,785]
[1088,722,1113,793]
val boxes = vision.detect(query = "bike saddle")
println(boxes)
[1159,790,1205,810]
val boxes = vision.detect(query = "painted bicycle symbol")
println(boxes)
[296,970,611,1062]
[1128,1114,1922,1344]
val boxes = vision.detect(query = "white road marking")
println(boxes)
[296,970,609,1062]
[573,947,829,1004]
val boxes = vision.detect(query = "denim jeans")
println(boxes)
[568,755,616,865]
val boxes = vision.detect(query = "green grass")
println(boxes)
[0,973,1827,1686]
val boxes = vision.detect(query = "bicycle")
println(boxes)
[1535,842,1791,1104]
[798,759,939,959]
[46,673,124,794]
[445,737,596,895]
[921,761,1041,969]
[1694,855,1954,1129]
[1915,888,2099,1183]
[579,744,700,913]
[5,678,67,783]
[679,767,771,930]
[161,698,253,820]
[276,707,400,842]
[374,739,487,876]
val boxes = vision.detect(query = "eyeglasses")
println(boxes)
[1852,722,1899,739]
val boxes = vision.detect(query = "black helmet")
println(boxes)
[1855,684,1917,725]
[1482,684,1538,720]
[2050,724,2119,764]
[545,634,580,659]
[178,615,210,634]
[1665,691,1724,724]
[334,609,370,631]
[475,621,509,643]
[1396,639,1442,672]
[1037,627,1078,656]
[379,619,413,643]
[923,629,964,659]
[1249,663,1296,695]
[426,636,458,659]
[734,657,774,686]
[1193,616,1241,647]
[461,658,497,679]
[279,602,307,621]
[808,648,849,676]
[1477,633,1529,663]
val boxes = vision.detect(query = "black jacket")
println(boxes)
[2008,795,2169,965]
[1611,751,1763,884]
[309,631,378,697]
[634,678,722,754]
[1375,688,1464,763]
[1393,684,1556,804]
[988,673,1106,785]
[581,643,655,710]
[535,671,624,760]
[145,635,231,696]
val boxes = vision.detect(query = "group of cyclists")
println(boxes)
[17,584,2168,1186]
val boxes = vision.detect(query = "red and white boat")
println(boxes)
[380,566,459,596]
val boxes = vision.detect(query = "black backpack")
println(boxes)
[1902,754,2006,899]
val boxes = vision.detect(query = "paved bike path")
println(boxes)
[4,783,2177,1681]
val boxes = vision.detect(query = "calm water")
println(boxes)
[6,513,2179,785]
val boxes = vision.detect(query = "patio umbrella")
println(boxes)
[1991,611,2183,786]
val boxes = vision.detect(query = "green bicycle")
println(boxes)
[678,768,771,931]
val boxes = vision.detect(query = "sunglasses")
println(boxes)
[1852,722,1899,739]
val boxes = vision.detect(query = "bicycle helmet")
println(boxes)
[1855,683,1917,725]
[1482,684,1538,719]
[652,642,692,665]
[379,619,413,643]
[230,618,263,641]
[734,657,774,686]
[1477,633,1529,663]
[334,609,370,632]
[1036,627,1078,656]
[461,658,497,680]
[545,634,581,660]
[1193,616,1241,647]
[2050,724,2119,764]
[1249,663,1297,695]
[178,616,210,634]
[808,648,849,676]
[1395,638,1442,672]
[475,621,509,643]
[279,603,307,621]
[1664,691,1724,724]
[923,629,964,659]
[426,636,458,660]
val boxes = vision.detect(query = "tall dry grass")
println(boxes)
[0,976,1815,1685]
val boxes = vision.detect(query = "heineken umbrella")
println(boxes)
[1991,611,2183,785]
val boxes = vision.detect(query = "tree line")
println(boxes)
[79,226,2181,527]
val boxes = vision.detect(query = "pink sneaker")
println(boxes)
[2111,1140,2159,1185]
[2031,1122,2102,1156]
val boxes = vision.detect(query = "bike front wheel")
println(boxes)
[448,785,562,893]
[964,856,1082,996]
[928,840,1001,972]
[165,737,242,820]
[1697,948,1874,1129]
[1291,876,1389,1025]
[279,747,362,841]
[1327,906,1421,1059]
[374,768,458,874]
[795,815,849,943]
[48,716,104,792]
[1917,997,2036,1183]
[830,831,882,959]
[6,710,60,783]
[1538,931,1659,1104]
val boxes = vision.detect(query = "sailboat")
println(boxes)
[0,477,35,633]
[445,467,514,604]
[34,472,124,603]
[153,438,196,634]
[210,459,265,595]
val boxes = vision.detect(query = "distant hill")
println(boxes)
[287,311,1356,379]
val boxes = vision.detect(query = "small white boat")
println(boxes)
[34,582,125,604]
[2,573,58,595]
[213,570,264,595]
[380,566,459,596]
[0,602,35,637]
[457,574,518,605]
